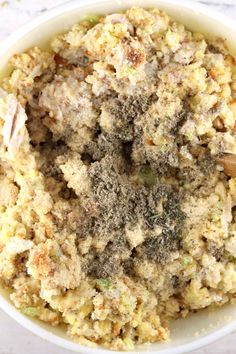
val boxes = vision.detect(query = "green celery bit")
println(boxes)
[82,14,100,25]
[96,279,111,291]
[21,307,41,318]
[137,166,157,186]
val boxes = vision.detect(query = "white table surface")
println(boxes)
[0,0,236,353]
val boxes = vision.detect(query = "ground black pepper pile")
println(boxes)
[37,94,188,279]
[76,95,186,278]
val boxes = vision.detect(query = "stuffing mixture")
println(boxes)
[1,6,236,350]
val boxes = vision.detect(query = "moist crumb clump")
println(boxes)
[1,6,236,351]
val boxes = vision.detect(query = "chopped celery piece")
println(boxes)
[21,307,41,318]
[96,278,111,291]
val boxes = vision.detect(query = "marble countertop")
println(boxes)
[0,0,236,353]
[0,0,235,40]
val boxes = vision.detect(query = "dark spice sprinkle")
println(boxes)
[170,107,190,136]
[87,253,120,279]
[75,93,187,279]
[82,152,186,277]
[207,241,224,262]
[172,275,181,289]
[103,94,157,141]
[139,226,182,265]
[34,91,188,280]
[122,257,136,277]
[108,94,156,121]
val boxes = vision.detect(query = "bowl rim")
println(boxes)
[1,0,236,353]
[1,0,236,58]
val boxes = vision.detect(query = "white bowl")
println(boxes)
[1,0,236,353]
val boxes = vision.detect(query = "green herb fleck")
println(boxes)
[21,307,41,318]
[211,210,221,222]
[82,14,100,26]
[135,166,157,187]
[96,279,111,291]
[182,257,191,267]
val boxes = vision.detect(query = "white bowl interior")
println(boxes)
[1,0,236,353]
